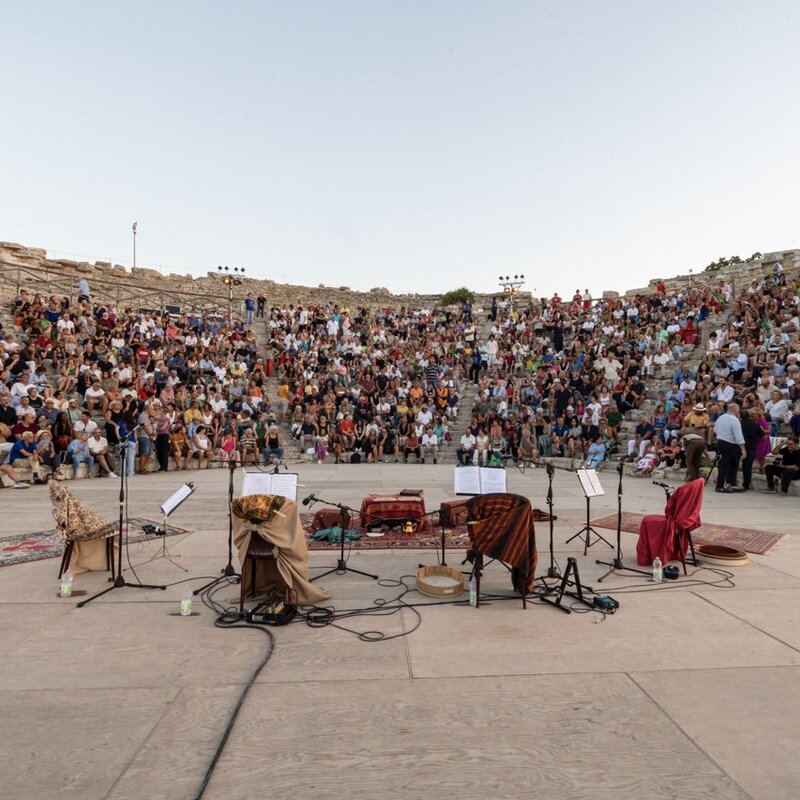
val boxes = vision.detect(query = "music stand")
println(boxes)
[565,468,613,556]
[78,433,167,607]
[595,460,652,581]
[193,460,241,596]
[137,483,195,572]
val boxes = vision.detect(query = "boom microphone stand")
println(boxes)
[193,458,240,596]
[595,459,651,581]
[305,494,378,582]
[78,429,167,607]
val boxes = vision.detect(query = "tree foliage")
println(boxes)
[439,287,475,306]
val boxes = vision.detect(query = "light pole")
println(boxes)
[498,274,525,312]
[132,222,137,270]
[217,265,245,324]
[689,268,693,290]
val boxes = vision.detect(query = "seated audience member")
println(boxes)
[87,427,117,477]
[765,436,800,495]
[420,425,438,464]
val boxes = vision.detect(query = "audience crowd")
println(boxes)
[1,265,798,494]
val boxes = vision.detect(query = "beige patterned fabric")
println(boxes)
[232,494,330,606]
[49,482,117,543]
[49,482,117,574]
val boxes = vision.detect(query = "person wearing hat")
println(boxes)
[684,403,712,442]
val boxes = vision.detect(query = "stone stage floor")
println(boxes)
[1,464,799,800]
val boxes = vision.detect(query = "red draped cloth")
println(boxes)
[360,495,427,529]
[636,478,704,566]
[466,493,538,593]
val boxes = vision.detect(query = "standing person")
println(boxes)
[77,277,90,303]
[680,431,706,482]
[713,402,745,493]
[244,294,255,327]
[256,294,266,318]
[739,408,764,491]
[151,401,172,472]
[137,403,155,474]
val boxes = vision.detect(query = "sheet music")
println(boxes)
[454,466,482,495]
[577,468,605,498]
[269,473,299,502]
[241,472,299,502]
[160,483,194,517]
[454,466,507,495]
[479,467,507,494]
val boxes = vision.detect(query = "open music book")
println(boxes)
[453,466,508,496]
[576,468,605,498]
[241,472,299,503]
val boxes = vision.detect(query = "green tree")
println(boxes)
[439,287,475,306]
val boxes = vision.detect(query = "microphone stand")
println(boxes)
[595,459,651,581]
[78,430,167,607]
[307,495,379,582]
[193,458,241,595]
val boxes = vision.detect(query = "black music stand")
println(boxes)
[565,468,613,556]
[193,459,240,595]
[136,482,195,572]
[78,434,167,607]
[595,460,651,581]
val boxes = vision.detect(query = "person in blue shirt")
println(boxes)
[713,402,746,492]
[8,431,44,483]
[67,432,95,479]
[244,295,255,326]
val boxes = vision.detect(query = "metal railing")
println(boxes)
[0,260,239,313]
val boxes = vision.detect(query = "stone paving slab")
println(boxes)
[0,464,797,799]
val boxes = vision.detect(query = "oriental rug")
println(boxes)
[0,518,190,568]
[590,512,783,555]
[302,508,554,551]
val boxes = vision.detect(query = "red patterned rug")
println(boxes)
[590,512,783,555]
[302,509,554,551]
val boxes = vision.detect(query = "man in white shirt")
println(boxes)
[9,374,32,403]
[765,390,791,424]
[84,380,107,413]
[416,404,433,427]
[456,427,476,466]
[87,429,116,477]
[421,427,439,464]
[73,411,98,436]
[711,379,734,404]
[756,375,776,405]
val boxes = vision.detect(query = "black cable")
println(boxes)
[193,618,275,799]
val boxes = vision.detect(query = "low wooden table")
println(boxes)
[360,494,427,530]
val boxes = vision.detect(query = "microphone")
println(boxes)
[652,480,671,490]
[302,493,316,506]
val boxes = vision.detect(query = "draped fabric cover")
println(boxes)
[231,494,331,606]
[636,478,705,566]
[49,481,117,573]
[465,493,538,592]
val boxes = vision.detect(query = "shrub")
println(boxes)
[439,287,475,306]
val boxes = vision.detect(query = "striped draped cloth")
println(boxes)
[465,493,538,593]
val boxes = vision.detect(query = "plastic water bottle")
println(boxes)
[59,571,73,598]
[180,588,193,616]
[652,557,663,583]
[469,576,477,607]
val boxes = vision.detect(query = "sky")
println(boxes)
[2,1,799,297]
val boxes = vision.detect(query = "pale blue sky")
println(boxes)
[3,2,799,296]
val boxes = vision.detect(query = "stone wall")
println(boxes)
[1,238,797,313]
[625,249,800,298]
